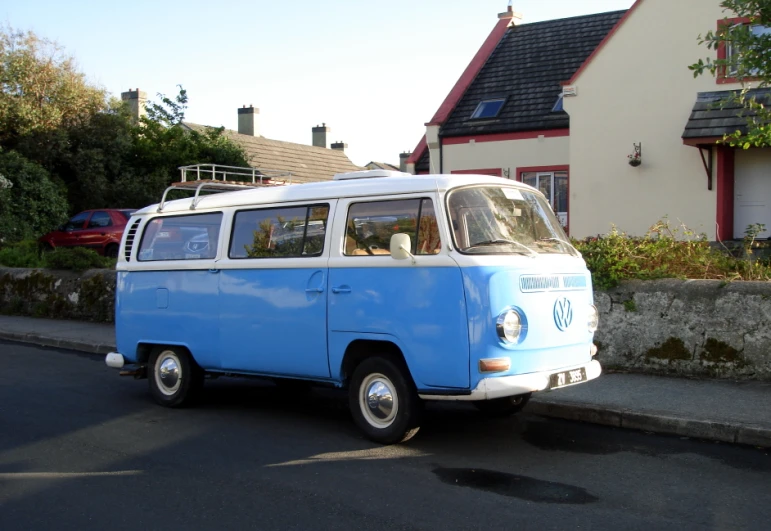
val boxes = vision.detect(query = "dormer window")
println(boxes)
[470,98,506,119]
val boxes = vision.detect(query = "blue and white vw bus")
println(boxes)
[106,170,600,444]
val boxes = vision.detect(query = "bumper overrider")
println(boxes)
[419,358,602,401]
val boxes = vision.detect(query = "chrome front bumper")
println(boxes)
[419,359,602,401]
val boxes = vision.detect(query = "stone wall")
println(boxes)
[595,279,771,380]
[2,268,770,380]
[0,267,116,323]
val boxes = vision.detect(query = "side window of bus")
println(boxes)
[138,212,223,261]
[345,198,441,256]
[229,204,330,259]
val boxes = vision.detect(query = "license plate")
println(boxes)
[549,367,587,389]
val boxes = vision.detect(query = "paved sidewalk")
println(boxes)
[1,315,769,448]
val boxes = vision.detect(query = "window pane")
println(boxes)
[88,211,113,228]
[138,213,222,261]
[417,199,441,255]
[63,212,89,231]
[345,199,420,256]
[447,186,571,255]
[554,172,568,213]
[471,99,505,119]
[229,205,329,259]
[522,172,536,187]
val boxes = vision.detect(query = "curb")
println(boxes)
[0,331,114,356]
[527,400,771,448]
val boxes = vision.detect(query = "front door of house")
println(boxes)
[734,149,771,239]
[522,171,568,231]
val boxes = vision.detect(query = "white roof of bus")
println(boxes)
[133,172,542,216]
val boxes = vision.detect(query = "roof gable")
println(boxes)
[441,10,626,138]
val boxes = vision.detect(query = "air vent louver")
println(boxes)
[124,219,141,262]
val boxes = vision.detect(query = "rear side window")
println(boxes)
[88,211,112,228]
[345,198,441,256]
[229,204,330,259]
[138,212,223,261]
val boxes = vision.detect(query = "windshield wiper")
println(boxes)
[465,239,537,258]
[539,237,581,257]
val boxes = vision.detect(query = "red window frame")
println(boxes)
[717,17,759,84]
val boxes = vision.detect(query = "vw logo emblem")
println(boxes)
[553,297,573,331]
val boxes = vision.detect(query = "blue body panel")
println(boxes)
[218,268,330,378]
[116,270,220,368]
[116,263,594,394]
[328,266,469,389]
[462,266,595,390]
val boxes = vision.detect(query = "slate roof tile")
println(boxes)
[441,10,626,138]
[682,88,771,140]
[182,122,363,183]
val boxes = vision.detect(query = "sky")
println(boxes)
[3,0,635,167]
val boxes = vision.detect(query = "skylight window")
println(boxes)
[552,94,564,112]
[470,98,506,119]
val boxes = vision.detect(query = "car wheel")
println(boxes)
[148,346,204,408]
[349,356,422,444]
[104,244,119,258]
[472,393,532,417]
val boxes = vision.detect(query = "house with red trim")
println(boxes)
[408,1,771,240]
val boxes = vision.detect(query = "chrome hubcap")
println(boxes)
[155,352,181,396]
[360,373,398,428]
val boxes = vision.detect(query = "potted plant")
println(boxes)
[628,144,642,167]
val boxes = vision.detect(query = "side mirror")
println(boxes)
[390,233,415,264]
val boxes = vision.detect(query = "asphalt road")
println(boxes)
[1,341,770,531]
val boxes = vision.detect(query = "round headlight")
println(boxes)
[588,305,599,333]
[496,310,522,343]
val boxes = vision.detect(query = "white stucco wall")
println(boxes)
[440,135,569,177]
[564,0,743,239]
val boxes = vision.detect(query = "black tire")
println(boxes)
[472,393,532,417]
[148,346,204,408]
[104,244,119,258]
[349,356,422,445]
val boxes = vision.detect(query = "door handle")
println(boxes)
[305,287,324,294]
[331,286,351,294]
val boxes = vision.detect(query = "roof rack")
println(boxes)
[156,164,294,212]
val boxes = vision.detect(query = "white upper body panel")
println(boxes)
[132,173,542,217]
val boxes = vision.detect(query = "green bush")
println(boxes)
[42,247,115,272]
[0,240,45,267]
[573,219,771,289]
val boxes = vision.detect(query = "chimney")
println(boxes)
[238,105,259,136]
[498,1,523,23]
[312,123,330,148]
[121,88,147,123]
[331,141,348,152]
[399,152,411,173]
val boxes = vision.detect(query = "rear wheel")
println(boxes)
[349,356,422,444]
[472,393,532,417]
[148,346,204,408]
[104,243,119,258]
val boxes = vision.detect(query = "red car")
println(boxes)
[39,209,137,258]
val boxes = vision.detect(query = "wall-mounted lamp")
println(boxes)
[628,143,642,167]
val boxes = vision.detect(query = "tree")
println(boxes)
[690,0,771,148]
[0,148,69,243]
[0,26,107,144]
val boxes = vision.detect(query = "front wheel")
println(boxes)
[349,357,422,444]
[148,346,204,408]
[472,393,532,417]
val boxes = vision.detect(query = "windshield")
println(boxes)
[446,185,575,255]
